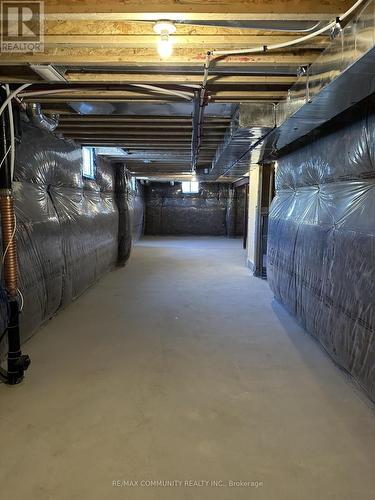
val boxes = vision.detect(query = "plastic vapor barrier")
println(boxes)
[144,182,237,236]
[235,186,246,236]
[268,101,375,402]
[129,181,145,241]
[0,121,138,359]
[116,164,132,266]
[225,187,237,237]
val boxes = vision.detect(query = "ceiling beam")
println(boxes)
[54,115,230,123]
[0,48,321,65]
[44,34,328,49]
[65,73,297,85]
[58,115,227,120]
[57,115,195,121]
[59,133,225,140]
[76,140,212,145]
[43,0,352,19]
[66,135,217,141]
[42,20,330,36]
[65,138,201,143]
[57,125,198,131]
[26,90,286,103]
[59,130,214,136]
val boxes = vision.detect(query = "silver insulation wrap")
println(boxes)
[268,99,375,402]
[0,122,143,356]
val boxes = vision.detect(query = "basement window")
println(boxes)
[182,181,199,194]
[82,147,96,179]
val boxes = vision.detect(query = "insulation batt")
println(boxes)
[268,103,375,402]
[144,182,244,236]
[0,122,143,358]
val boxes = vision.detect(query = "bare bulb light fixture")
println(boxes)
[153,21,176,59]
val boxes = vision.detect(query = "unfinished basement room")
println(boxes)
[0,1,374,499]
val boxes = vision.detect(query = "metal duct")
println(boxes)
[207,103,276,181]
[261,0,375,159]
[68,101,234,117]
[27,103,59,132]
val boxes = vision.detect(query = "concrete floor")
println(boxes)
[0,237,374,500]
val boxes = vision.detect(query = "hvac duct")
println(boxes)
[27,103,59,132]
[261,0,375,158]
[208,103,276,181]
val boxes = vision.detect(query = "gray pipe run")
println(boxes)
[27,103,59,132]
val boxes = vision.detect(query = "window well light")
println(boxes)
[153,21,176,59]
[182,181,199,194]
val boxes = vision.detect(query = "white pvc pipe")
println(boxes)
[17,88,80,98]
[4,85,15,181]
[19,85,194,101]
[130,84,193,100]
[193,0,368,169]
[212,20,336,56]
[267,20,337,51]
[0,83,32,118]
[341,0,367,20]
[210,0,367,57]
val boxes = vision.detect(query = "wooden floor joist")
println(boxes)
[64,73,298,85]
[43,34,329,50]
[0,0,349,178]
[0,48,322,65]
[42,0,352,18]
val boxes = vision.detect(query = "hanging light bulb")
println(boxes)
[153,21,176,59]
[157,35,173,58]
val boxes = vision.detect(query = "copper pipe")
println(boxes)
[0,192,18,297]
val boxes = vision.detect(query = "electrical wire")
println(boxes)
[0,145,11,171]
[17,288,24,312]
[1,214,16,269]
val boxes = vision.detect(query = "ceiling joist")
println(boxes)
[0,0,348,180]
[0,48,321,65]
[42,0,352,19]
